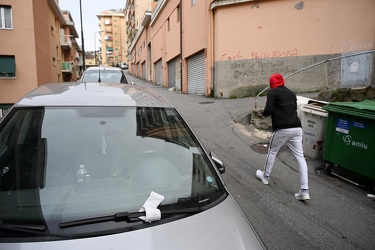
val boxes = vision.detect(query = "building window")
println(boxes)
[167,18,170,31]
[0,5,13,29]
[0,55,16,77]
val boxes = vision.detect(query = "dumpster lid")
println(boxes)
[301,103,328,117]
[323,100,375,120]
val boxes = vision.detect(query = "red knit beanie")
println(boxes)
[269,73,285,89]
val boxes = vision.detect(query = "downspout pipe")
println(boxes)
[180,0,183,93]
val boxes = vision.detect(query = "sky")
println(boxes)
[59,0,127,51]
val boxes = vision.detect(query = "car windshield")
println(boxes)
[0,106,226,237]
[81,70,125,83]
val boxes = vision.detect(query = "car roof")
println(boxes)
[85,66,122,71]
[15,82,173,108]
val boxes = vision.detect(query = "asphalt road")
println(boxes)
[125,72,375,250]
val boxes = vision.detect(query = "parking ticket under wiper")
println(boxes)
[59,207,200,229]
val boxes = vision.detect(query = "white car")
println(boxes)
[80,66,128,84]
[0,83,265,250]
[120,63,128,69]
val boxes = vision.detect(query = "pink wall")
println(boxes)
[128,0,375,97]
[0,0,38,103]
[214,0,375,61]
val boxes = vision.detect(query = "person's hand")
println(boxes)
[257,108,264,116]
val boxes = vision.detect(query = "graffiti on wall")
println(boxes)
[341,40,374,52]
[251,49,298,59]
[219,49,298,61]
[230,58,315,81]
[219,51,243,61]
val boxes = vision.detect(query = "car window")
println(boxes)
[0,106,225,236]
[81,70,125,83]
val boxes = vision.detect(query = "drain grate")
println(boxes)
[199,101,215,104]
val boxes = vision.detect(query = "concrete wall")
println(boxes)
[213,0,375,97]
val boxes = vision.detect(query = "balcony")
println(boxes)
[62,61,73,73]
[60,35,72,50]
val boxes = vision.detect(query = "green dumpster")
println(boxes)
[323,100,375,185]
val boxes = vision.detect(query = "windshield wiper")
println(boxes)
[59,207,200,229]
[0,220,46,231]
[0,220,73,239]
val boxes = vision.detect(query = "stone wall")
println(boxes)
[214,52,374,98]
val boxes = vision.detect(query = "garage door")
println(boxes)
[168,56,180,88]
[155,59,162,85]
[187,51,205,95]
[142,61,146,80]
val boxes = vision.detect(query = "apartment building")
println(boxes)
[128,0,375,97]
[60,10,80,82]
[125,0,150,49]
[97,9,126,67]
[0,0,81,117]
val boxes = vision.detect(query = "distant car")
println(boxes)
[80,66,128,84]
[0,82,265,250]
[120,63,128,69]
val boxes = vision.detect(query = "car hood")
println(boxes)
[0,196,265,250]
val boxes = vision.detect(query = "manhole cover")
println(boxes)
[251,143,269,154]
[199,101,215,104]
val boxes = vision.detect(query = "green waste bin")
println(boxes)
[323,100,375,185]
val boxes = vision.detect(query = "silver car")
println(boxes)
[80,66,128,84]
[0,83,265,250]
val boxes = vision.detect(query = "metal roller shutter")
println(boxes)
[142,62,146,80]
[155,59,162,85]
[187,52,205,95]
[168,57,179,88]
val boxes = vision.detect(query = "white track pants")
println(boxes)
[263,127,309,190]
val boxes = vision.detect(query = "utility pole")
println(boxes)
[79,0,85,71]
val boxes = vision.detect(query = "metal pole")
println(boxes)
[179,0,183,93]
[79,0,85,70]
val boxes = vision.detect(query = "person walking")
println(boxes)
[256,73,310,200]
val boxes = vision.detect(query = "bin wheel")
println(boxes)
[325,164,332,176]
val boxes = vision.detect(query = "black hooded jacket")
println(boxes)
[262,74,301,132]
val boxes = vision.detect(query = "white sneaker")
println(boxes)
[295,189,310,200]
[256,170,269,185]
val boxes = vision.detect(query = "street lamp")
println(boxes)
[94,30,104,66]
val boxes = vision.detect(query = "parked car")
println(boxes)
[0,82,265,250]
[80,66,128,84]
[120,63,128,70]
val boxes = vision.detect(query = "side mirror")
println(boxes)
[210,151,225,174]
